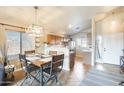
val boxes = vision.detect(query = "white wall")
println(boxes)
[71,28,92,51]
[96,12,124,65]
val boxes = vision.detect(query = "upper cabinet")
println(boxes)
[47,34,63,44]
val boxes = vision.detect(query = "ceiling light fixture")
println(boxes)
[26,6,44,37]
[111,20,116,25]
[68,24,72,29]
[111,12,116,25]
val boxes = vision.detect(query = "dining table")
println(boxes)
[26,54,52,85]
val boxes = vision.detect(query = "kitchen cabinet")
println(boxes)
[47,34,63,44]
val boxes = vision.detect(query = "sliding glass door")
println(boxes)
[22,33,35,54]
[6,31,35,60]
[6,31,20,60]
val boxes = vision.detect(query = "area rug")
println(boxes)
[80,67,124,86]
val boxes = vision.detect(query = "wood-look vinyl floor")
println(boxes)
[3,56,123,86]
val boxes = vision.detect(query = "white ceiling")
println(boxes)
[0,6,117,35]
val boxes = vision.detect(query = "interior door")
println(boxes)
[103,31,123,65]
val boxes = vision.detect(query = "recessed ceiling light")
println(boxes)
[111,20,116,25]
[68,24,72,29]
[123,22,124,25]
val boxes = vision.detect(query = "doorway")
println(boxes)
[95,12,124,66]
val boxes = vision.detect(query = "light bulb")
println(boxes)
[112,20,116,25]
[68,24,72,28]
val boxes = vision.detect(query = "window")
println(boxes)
[6,31,20,55]
[22,33,35,54]
[81,38,88,47]
[76,37,88,48]
[5,31,35,60]
[76,38,82,47]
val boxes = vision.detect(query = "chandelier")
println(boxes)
[26,6,44,37]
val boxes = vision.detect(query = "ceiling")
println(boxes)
[0,6,117,35]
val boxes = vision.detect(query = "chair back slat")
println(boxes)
[25,50,35,55]
[52,54,64,62]
[19,54,28,71]
[52,60,62,70]
[51,54,64,73]
[49,51,57,55]
[42,54,64,85]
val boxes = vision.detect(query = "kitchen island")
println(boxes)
[44,45,75,71]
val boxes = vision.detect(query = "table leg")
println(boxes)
[40,66,43,86]
[120,57,121,67]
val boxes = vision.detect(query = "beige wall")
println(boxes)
[0,25,6,47]
[0,25,7,58]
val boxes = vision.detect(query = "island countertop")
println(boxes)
[44,46,75,71]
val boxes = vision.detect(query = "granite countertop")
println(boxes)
[82,48,92,52]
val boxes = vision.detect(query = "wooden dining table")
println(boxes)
[26,55,52,85]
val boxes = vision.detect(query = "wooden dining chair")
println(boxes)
[42,54,64,85]
[49,51,57,55]
[19,54,40,85]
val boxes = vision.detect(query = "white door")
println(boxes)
[103,31,123,65]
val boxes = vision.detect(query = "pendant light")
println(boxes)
[111,12,116,25]
[26,6,44,37]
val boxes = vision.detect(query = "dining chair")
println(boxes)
[42,54,64,85]
[19,54,40,85]
[25,50,35,55]
[49,51,57,55]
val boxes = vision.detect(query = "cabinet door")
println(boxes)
[47,34,62,44]
[55,36,58,44]
[56,36,62,44]
[47,34,55,44]
[47,35,51,44]
[51,35,56,44]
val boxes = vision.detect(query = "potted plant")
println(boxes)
[0,43,9,82]
[0,25,9,66]
[0,43,9,66]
